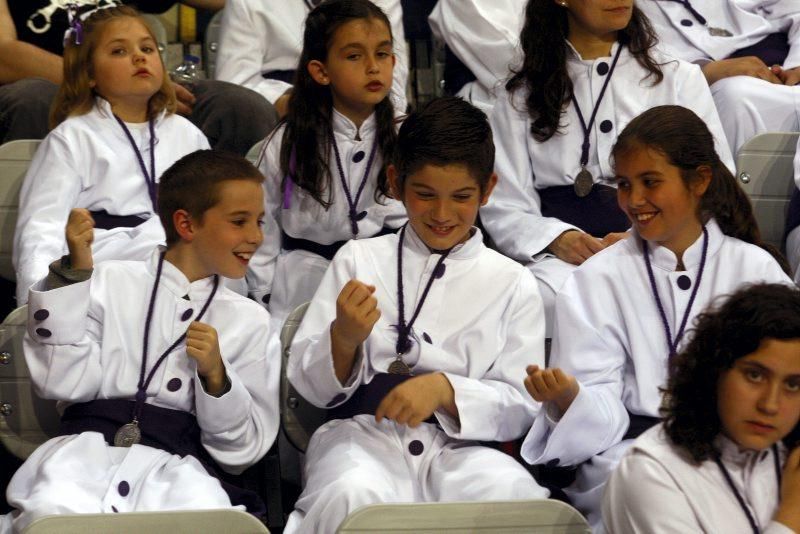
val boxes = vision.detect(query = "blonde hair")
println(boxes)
[50,6,176,128]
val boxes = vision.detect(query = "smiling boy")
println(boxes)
[285,97,549,534]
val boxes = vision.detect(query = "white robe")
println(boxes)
[481,42,734,333]
[284,226,548,534]
[521,219,791,530]
[249,109,406,323]
[637,0,800,157]
[12,98,209,305]
[427,0,526,113]
[215,0,409,111]
[603,425,793,534]
[2,250,280,533]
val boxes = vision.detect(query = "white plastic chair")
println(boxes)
[204,10,224,80]
[23,508,269,533]
[280,302,326,453]
[246,139,266,167]
[336,500,590,534]
[141,14,169,56]
[735,132,800,247]
[0,140,41,282]
[0,305,60,460]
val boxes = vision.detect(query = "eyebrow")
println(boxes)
[409,182,477,192]
[340,40,393,50]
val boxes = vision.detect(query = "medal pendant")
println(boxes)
[708,27,733,37]
[574,168,594,198]
[114,421,141,447]
[388,358,411,375]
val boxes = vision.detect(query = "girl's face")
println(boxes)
[717,338,800,451]
[90,17,164,119]
[388,163,496,251]
[560,0,633,40]
[614,144,710,258]
[309,17,395,123]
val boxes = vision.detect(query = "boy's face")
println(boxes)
[191,179,265,280]
[389,163,496,251]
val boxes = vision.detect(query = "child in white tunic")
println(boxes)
[216,0,408,114]
[522,105,792,531]
[12,6,210,305]
[636,0,800,158]
[480,0,733,335]
[604,283,800,533]
[284,97,549,534]
[248,0,406,324]
[0,151,280,533]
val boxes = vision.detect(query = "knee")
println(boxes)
[1,78,58,113]
[710,76,769,106]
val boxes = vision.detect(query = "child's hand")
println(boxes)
[375,373,455,427]
[602,232,629,247]
[548,230,605,265]
[776,446,800,531]
[186,321,227,395]
[524,365,579,414]
[65,208,94,270]
[331,280,380,352]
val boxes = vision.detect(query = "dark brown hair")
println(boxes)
[612,105,789,273]
[663,283,800,462]
[506,0,663,142]
[158,150,264,245]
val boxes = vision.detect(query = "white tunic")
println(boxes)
[13,98,209,305]
[215,0,409,111]
[284,227,548,533]
[521,219,791,528]
[3,250,281,532]
[427,0,525,113]
[637,0,800,156]
[249,109,406,322]
[604,425,792,534]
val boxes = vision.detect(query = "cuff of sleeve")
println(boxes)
[46,255,93,290]
[194,364,251,434]
[435,373,480,439]
[306,325,364,409]
[27,275,92,345]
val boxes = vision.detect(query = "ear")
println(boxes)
[89,78,96,88]
[692,165,713,198]
[307,60,330,85]
[480,172,499,206]
[387,164,403,200]
[172,209,197,242]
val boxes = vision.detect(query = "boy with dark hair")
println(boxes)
[2,150,279,533]
[285,97,549,534]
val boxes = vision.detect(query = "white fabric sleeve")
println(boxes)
[480,90,578,262]
[215,0,292,104]
[756,0,800,69]
[436,269,544,442]
[195,304,281,474]
[13,132,83,304]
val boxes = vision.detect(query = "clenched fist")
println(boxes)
[65,208,95,270]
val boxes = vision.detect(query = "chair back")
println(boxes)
[0,140,41,282]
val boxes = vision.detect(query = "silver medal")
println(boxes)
[708,27,733,37]
[574,168,594,198]
[114,421,141,447]
[388,357,411,375]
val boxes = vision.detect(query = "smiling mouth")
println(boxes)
[428,224,455,236]
[631,212,657,223]
[233,252,252,263]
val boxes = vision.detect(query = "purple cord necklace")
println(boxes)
[113,115,157,209]
[330,131,378,236]
[389,224,451,375]
[642,226,708,359]
[114,252,219,447]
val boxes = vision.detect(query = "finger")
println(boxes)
[394,405,415,426]
[541,370,561,390]
[364,308,381,326]
[530,371,549,395]
[583,235,606,254]
[374,396,390,423]
[552,368,571,385]
[526,364,540,376]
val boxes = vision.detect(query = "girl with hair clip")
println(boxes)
[12,5,209,305]
[604,283,800,534]
[479,0,734,335]
[249,0,405,323]
[522,105,792,531]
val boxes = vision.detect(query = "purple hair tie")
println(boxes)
[282,146,297,209]
[64,4,83,45]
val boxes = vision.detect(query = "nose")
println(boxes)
[756,382,780,415]
[132,51,145,63]
[430,199,451,223]
[366,55,379,74]
[248,222,263,245]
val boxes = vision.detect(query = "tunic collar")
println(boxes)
[145,247,218,301]
[714,432,784,468]
[403,224,484,261]
[643,218,724,271]
[94,96,167,126]
[565,39,623,63]
[331,107,377,141]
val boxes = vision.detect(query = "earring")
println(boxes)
[560,1,568,5]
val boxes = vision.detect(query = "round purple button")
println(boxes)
[180,309,193,321]
[167,378,182,392]
[118,481,130,497]
[408,440,424,456]
[35,328,51,338]
[33,309,49,321]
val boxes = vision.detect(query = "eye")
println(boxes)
[232,219,246,227]
[257,218,265,227]
[141,45,155,53]
[615,178,630,190]
[111,47,126,56]
[744,368,765,383]
[415,191,435,200]
[786,379,800,393]
[377,51,392,58]
[453,194,473,202]
[346,53,361,61]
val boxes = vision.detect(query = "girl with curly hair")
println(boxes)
[604,283,800,533]
[479,0,734,335]
[521,105,791,529]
